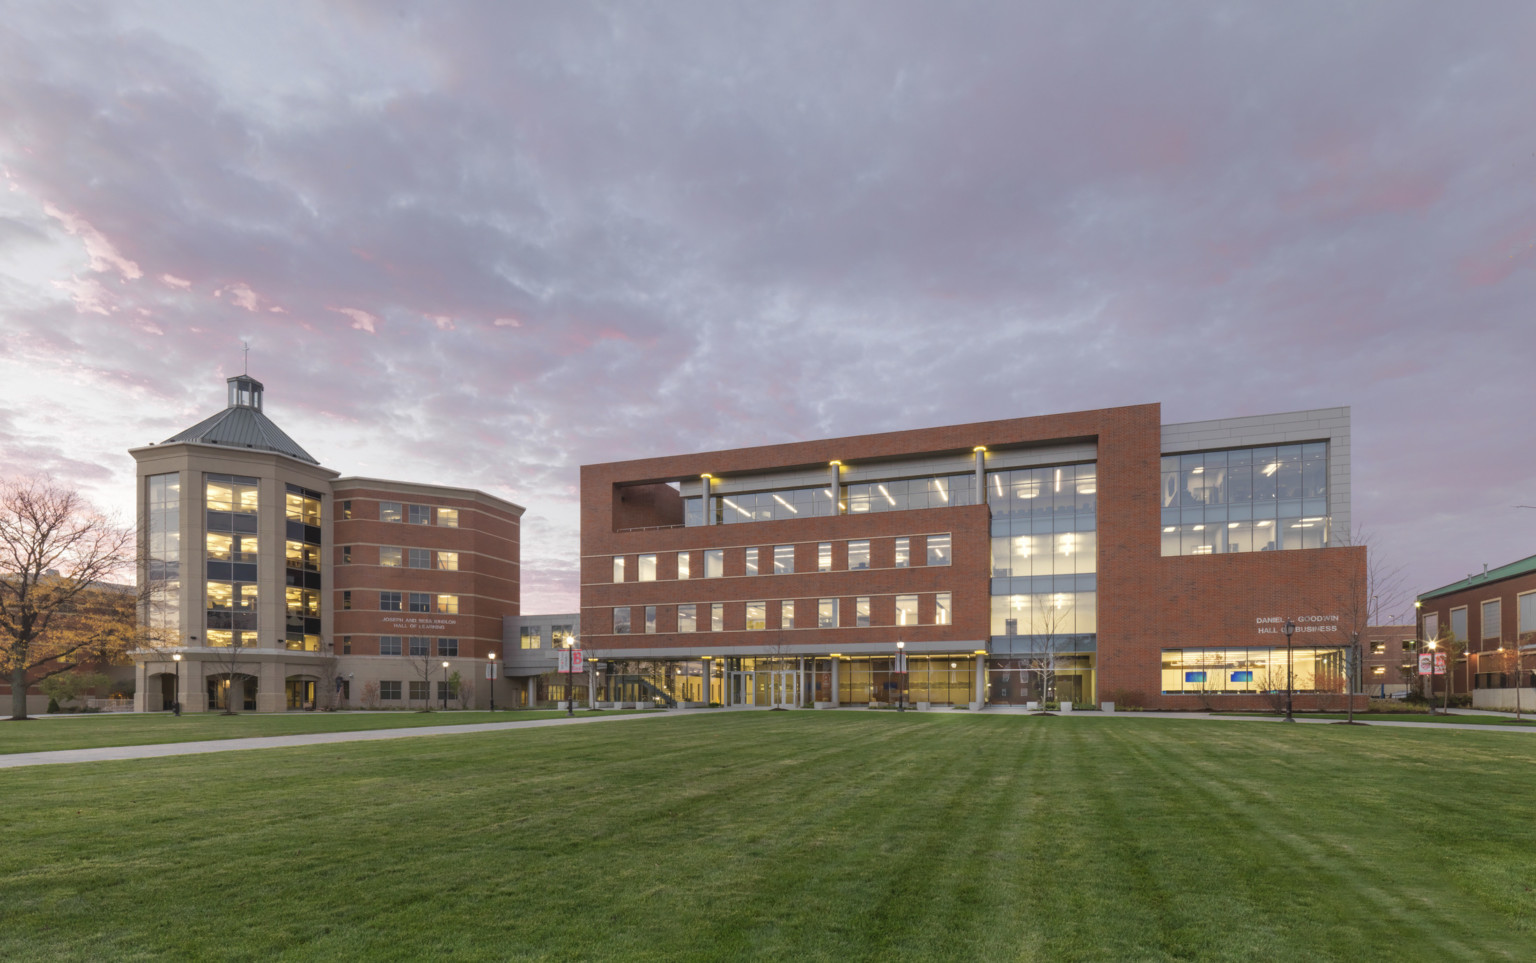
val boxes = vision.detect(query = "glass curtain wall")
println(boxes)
[205,474,258,647]
[1161,443,1328,556]
[146,473,181,640]
[1160,647,1347,694]
[284,484,324,651]
[684,473,978,526]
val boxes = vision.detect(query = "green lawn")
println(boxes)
[0,709,647,755]
[1,713,1532,962]
[1214,711,1536,726]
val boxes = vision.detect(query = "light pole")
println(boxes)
[565,637,576,717]
[171,652,182,715]
[441,661,450,710]
[1283,619,1296,722]
[896,639,906,712]
[1425,639,1437,712]
[488,652,497,712]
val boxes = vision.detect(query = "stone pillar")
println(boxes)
[258,659,285,713]
[830,658,840,707]
[527,675,536,708]
[702,660,712,705]
[974,447,987,502]
[134,660,150,712]
[829,462,842,514]
[974,654,986,710]
[701,474,714,526]
[185,657,209,713]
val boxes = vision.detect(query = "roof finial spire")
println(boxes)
[242,340,250,375]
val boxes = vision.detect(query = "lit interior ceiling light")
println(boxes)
[936,478,949,502]
[877,484,896,507]
[1256,520,1273,527]
[1054,468,1062,492]
[771,493,799,514]
[1015,536,1030,556]
[1301,517,1324,522]
[1163,526,1176,533]
[1192,467,1204,474]
[1263,463,1279,476]
[992,475,1004,497]
[1192,524,1205,531]
[722,498,750,517]
[1079,486,1096,494]
[1228,522,1240,528]
[1292,523,1314,528]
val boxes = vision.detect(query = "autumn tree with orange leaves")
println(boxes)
[0,477,138,720]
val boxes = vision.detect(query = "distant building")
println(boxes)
[1416,555,1536,710]
[130,374,529,712]
[1362,624,1415,697]
[580,404,1366,710]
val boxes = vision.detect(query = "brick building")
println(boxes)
[130,374,525,711]
[1415,554,1536,711]
[580,404,1366,710]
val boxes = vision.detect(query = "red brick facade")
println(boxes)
[580,403,1366,710]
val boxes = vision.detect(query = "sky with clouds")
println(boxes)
[1,1,1532,618]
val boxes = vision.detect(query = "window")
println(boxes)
[781,600,795,630]
[747,602,766,631]
[927,534,951,566]
[856,597,871,627]
[409,681,429,702]
[520,626,542,649]
[408,548,431,569]
[644,606,657,634]
[436,595,459,614]
[1371,641,1386,655]
[894,537,910,568]
[205,473,259,513]
[705,550,724,578]
[379,635,403,656]
[1422,611,1439,642]
[409,637,430,656]
[818,542,831,572]
[1522,592,1536,636]
[437,508,459,528]
[285,488,322,526]
[341,500,353,520]
[711,603,724,632]
[409,592,431,613]
[1450,607,1468,642]
[614,606,631,633]
[613,556,626,582]
[774,545,794,575]
[936,592,952,626]
[342,636,352,655]
[819,598,838,628]
[551,624,574,648]
[1161,646,1346,694]
[1482,600,1502,640]
[342,545,352,565]
[745,547,759,575]
[639,554,657,581]
[408,504,432,525]
[438,638,458,657]
[380,501,403,523]
[380,592,402,612]
[380,681,401,700]
[1159,446,1326,556]
[343,590,352,611]
[437,551,458,571]
[896,595,918,626]
[678,604,697,633]
[678,552,691,580]
[437,680,459,701]
[380,546,403,567]
[848,540,870,570]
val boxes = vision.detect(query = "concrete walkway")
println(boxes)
[0,709,674,770]
[3,705,1531,771]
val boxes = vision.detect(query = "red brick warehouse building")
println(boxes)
[580,404,1366,710]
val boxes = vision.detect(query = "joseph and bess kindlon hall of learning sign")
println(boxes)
[128,372,1364,712]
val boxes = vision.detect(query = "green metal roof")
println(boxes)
[1418,553,1536,603]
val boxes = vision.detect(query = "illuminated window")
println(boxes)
[711,603,724,632]
[818,543,832,572]
[639,554,657,581]
[380,501,403,523]
[774,545,794,574]
[848,541,870,570]
[856,597,871,627]
[927,534,951,566]
[520,626,542,649]
[341,500,352,520]
[819,598,838,628]
[894,538,910,568]
[436,595,459,614]
[436,508,459,528]
[380,546,403,567]
[613,556,625,581]
[436,551,458,571]
[678,604,697,633]
[936,592,952,626]
[896,595,917,626]
[705,550,724,578]
[781,600,796,630]
[678,552,691,580]
[747,602,766,631]
[745,547,759,575]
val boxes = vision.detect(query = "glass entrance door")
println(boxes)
[285,679,316,710]
[758,670,800,707]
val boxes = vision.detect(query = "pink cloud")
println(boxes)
[160,273,192,290]
[42,203,142,281]
[332,307,379,333]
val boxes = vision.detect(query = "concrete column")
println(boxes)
[258,660,284,712]
[974,654,986,710]
[134,660,150,712]
[702,660,712,705]
[829,462,842,515]
[186,657,208,712]
[527,675,536,708]
[701,474,714,526]
[830,658,840,706]
[974,448,986,503]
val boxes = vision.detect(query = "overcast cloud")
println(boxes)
[1,1,1532,614]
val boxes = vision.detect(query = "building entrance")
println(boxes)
[756,669,801,708]
[286,679,316,710]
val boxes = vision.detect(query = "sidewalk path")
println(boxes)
[2,706,1530,771]
[0,710,674,771]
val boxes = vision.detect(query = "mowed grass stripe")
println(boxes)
[1,714,1532,962]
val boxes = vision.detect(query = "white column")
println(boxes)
[974,655,986,710]
[830,658,840,707]
[702,661,712,705]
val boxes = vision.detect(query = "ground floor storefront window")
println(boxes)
[985,655,1094,705]
[1160,646,1345,695]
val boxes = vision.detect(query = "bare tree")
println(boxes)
[406,637,440,711]
[1029,593,1075,709]
[1335,526,1410,722]
[0,477,137,720]
[209,635,253,713]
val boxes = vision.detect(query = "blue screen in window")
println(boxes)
[1184,671,1207,683]
[1231,670,1254,682]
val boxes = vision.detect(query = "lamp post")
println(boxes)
[171,652,182,715]
[565,637,576,717]
[441,661,450,710]
[1283,619,1296,722]
[896,639,906,712]
[488,651,497,712]
[1425,639,1437,712]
